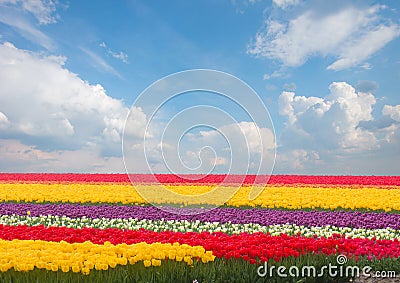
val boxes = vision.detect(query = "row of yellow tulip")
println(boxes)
[0,239,215,274]
[0,183,399,211]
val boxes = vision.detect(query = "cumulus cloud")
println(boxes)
[0,42,146,172]
[248,2,400,70]
[0,42,132,146]
[279,82,377,151]
[382,105,400,122]
[277,81,400,174]
[123,107,148,140]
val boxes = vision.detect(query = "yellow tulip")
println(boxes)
[81,267,90,275]
[0,239,215,274]
[0,183,398,210]
[143,260,151,267]
[151,259,161,266]
[51,264,58,272]
[71,265,80,273]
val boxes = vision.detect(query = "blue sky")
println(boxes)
[0,0,399,174]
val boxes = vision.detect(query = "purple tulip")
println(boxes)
[0,203,399,230]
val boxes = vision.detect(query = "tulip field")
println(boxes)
[0,174,399,282]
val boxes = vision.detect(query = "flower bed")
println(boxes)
[0,174,399,282]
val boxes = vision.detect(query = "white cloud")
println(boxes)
[327,24,400,70]
[233,121,275,153]
[123,107,148,139]
[279,82,377,151]
[277,149,320,171]
[277,81,400,174]
[278,91,323,124]
[0,0,59,50]
[189,122,275,154]
[248,3,400,70]
[99,42,129,64]
[109,51,129,63]
[382,105,400,122]
[21,0,58,25]
[0,0,58,25]
[272,0,300,9]
[0,42,147,171]
[263,74,270,80]
[360,62,372,70]
[183,122,275,174]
